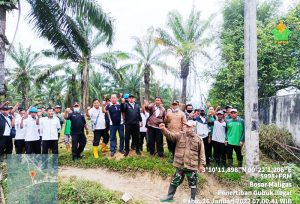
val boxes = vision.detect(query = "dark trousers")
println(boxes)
[202,136,211,164]
[25,140,41,154]
[125,124,140,152]
[42,140,58,154]
[0,136,13,155]
[14,139,26,154]
[148,126,164,157]
[212,141,226,164]
[166,138,176,158]
[93,129,109,146]
[227,144,243,162]
[139,132,148,151]
[71,133,87,159]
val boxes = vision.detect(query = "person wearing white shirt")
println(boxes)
[0,106,14,156]
[40,108,61,154]
[14,109,27,154]
[139,107,149,152]
[86,99,108,159]
[195,108,211,165]
[21,107,41,154]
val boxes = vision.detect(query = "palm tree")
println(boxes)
[38,17,114,109]
[156,8,214,104]
[8,44,45,108]
[0,0,113,105]
[89,70,114,102]
[0,1,18,97]
[130,27,173,101]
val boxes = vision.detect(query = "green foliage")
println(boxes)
[209,0,300,112]
[215,171,243,183]
[259,124,298,162]
[59,146,206,185]
[59,177,143,204]
[0,0,17,10]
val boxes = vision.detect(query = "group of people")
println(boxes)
[0,93,245,203]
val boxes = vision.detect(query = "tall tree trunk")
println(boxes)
[144,65,150,101]
[0,7,6,97]
[244,0,259,177]
[180,58,190,104]
[81,59,89,110]
[21,85,28,109]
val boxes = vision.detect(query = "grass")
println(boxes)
[59,177,144,204]
[58,144,206,186]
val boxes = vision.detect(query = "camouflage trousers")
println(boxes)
[170,168,198,188]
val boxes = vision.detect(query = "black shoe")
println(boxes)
[136,150,141,155]
[124,151,129,157]
[110,152,115,157]
[119,150,125,154]
[77,154,84,159]
[72,156,77,161]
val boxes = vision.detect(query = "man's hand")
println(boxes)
[121,98,125,103]
[224,140,228,146]
[159,123,165,130]
[65,108,71,113]
[198,165,205,173]
[240,141,244,148]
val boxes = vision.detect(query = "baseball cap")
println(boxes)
[231,109,238,113]
[29,107,38,113]
[1,106,9,110]
[123,93,129,99]
[217,110,224,115]
[172,100,179,105]
[184,120,197,127]
[226,105,233,109]
[55,105,62,109]
[129,94,135,98]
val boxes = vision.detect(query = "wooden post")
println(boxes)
[244,0,260,177]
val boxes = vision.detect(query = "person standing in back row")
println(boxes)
[225,109,245,167]
[164,100,187,162]
[64,102,89,161]
[86,99,109,159]
[121,94,142,157]
[0,106,15,156]
[144,97,166,158]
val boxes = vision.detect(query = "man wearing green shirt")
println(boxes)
[225,109,245,167]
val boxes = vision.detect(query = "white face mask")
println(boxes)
[73,107,80,113]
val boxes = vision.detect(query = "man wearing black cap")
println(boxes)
[121,94,142,156]
[0,106,15,156]
[64,102,89,160]
[164,100,187,162]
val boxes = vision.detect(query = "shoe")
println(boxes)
[101,143,109,153]
[124,151,129,157]
[72,156,77,161]
[93,146,99,159]
[110,152,115,157]
[77,154,84,159]
[119,150,125,154]
[160,184,177,202]
[136,150,141,155]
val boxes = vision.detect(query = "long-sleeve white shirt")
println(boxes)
[39,117,61,140]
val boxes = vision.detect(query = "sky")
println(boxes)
[5,0,295,106]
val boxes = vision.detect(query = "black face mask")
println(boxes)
[187,110,193,113]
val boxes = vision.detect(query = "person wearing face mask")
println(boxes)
[195,107,211,165]
[159,121,206,203]
[64,102,89,161]
[185,104,194,120]
[21,107,41,154]
[164,100,187,162]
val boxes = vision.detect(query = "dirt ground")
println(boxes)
[59,167,243,204]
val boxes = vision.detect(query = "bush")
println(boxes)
[259,124,299,163]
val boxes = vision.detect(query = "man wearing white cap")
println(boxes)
[159,120,206,203]
[225,108,245,167]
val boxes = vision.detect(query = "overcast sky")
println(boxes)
[5,0,295,105]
